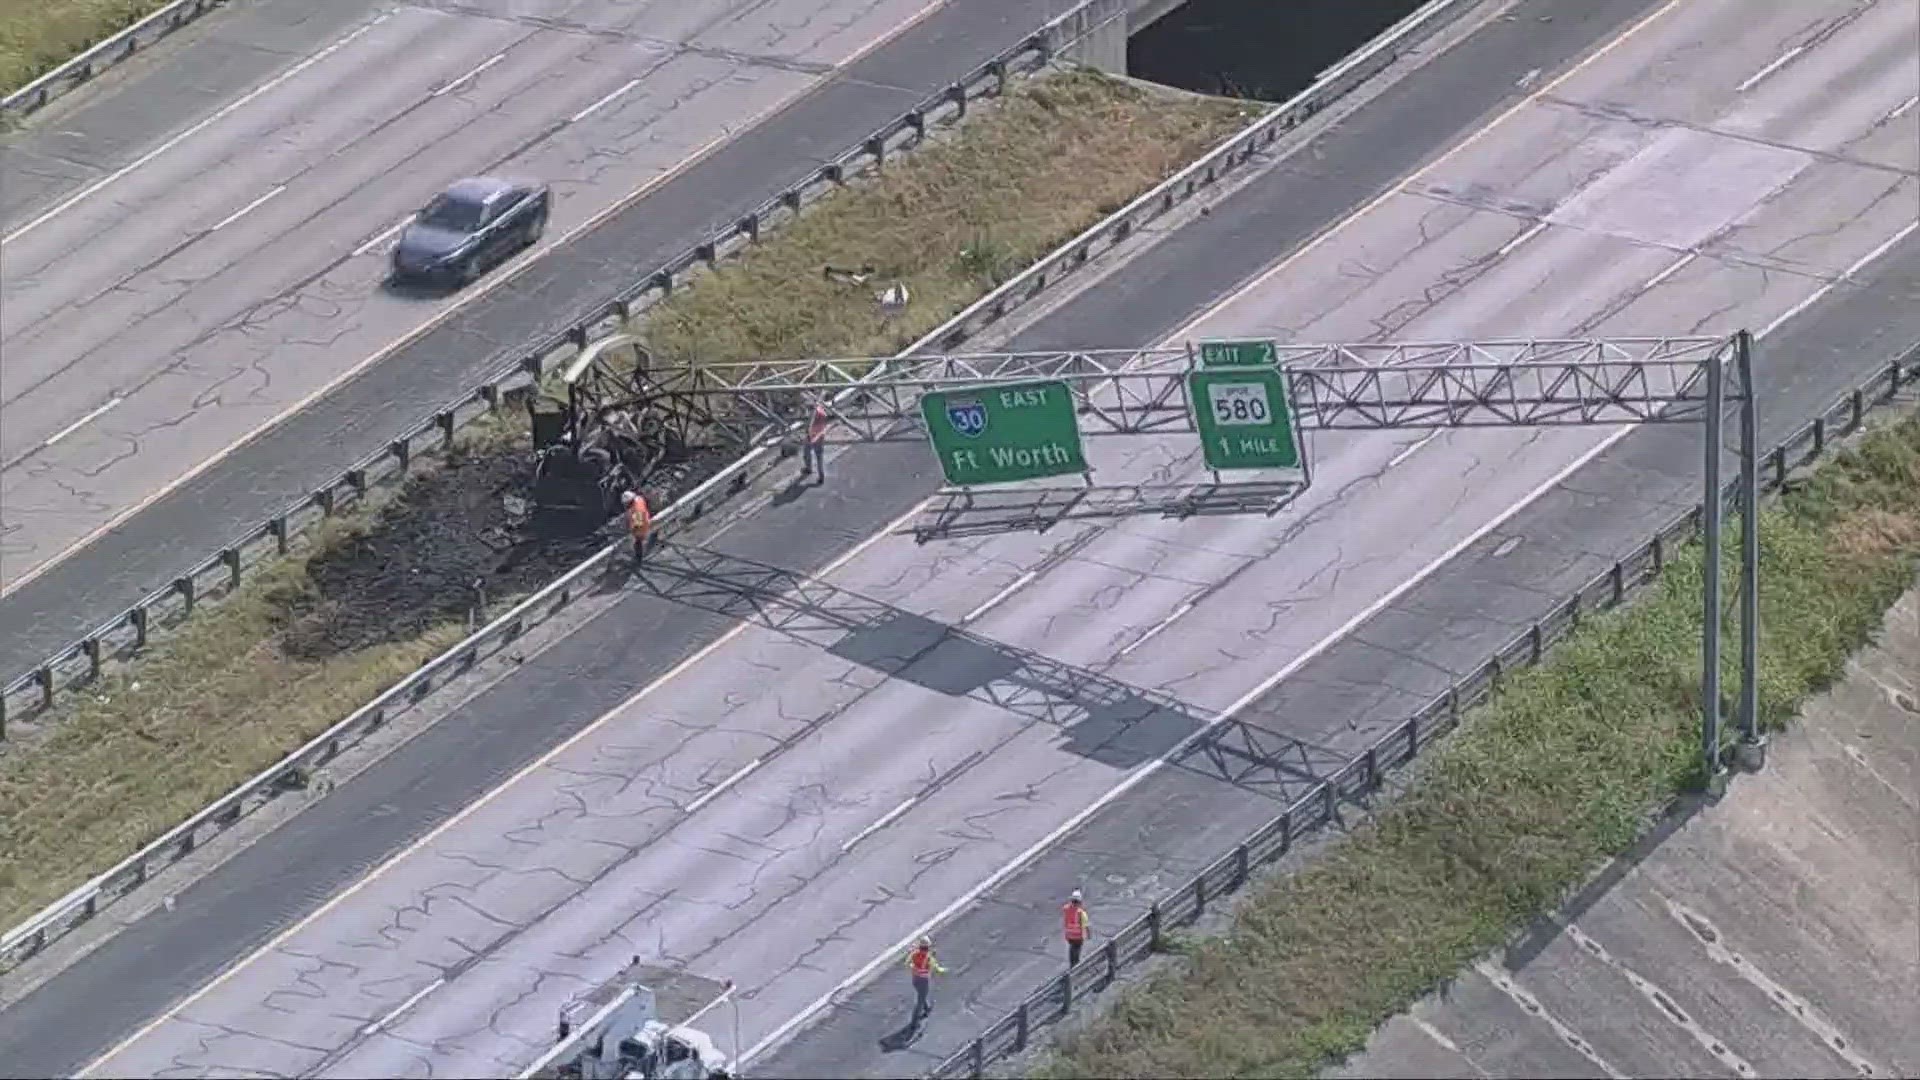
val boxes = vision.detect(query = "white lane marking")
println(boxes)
[74,494,936,1078]
[1494,220,1549,258]
[1838,219,1917,283]
[1888,94,1919,122]
[42,396,124,448]
[1736,45,1805,93]
[571,78,641,124]
[1472,960,1626,1079]
[685,758,763,815]
[1117,600,1195,657]
[431,53,504,98]
[1663,898,1884,1078]
[1640,250,1698,292]
[3,14,391,246]
[352,216,413,258]
[739,203,1920,1068]
[4,0,950,602]
[1386,429,1442,469]
[208,186,285,233]
[841,797,917,853]
[359,978,443,1037]
[1563,923,1756,1077]
[1412,1016,1463,1055]
[961,570,1038,624]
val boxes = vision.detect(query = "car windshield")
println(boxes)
[419,192,488,232]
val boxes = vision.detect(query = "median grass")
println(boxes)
[0,0,176,96]
[1038,411,1920,1079]
[0,69,1250,934]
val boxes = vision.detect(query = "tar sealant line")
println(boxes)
[1471,959,1627,1080]
[209,186,285,232]
[432,53,505,97]
[1662,897,1885,1078]
[685,758,762,815]
[360,978,444,1036]
[42,396,124,449]
[1736,45,1805,93]
[1563,923,1756,1078]
[572,78,641,124]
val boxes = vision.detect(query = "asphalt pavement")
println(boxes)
[4,0,1916,1076]
[0,0,1079,672]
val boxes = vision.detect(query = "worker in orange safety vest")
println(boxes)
[906,936,945,1023]
[799,400,829,482]
[1063,889,1091,966]
[622,490,651,567]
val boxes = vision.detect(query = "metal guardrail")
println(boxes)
[1,0,225,119]
[0,0,1482,971]
[928,351,1920,1080]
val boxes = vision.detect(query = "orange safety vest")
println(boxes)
[1063,902,1088,941]
[807,404,829,444]
[908,947,934,978]
[626,496,651,540]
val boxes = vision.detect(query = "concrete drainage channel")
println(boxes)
[0,0,1485,972]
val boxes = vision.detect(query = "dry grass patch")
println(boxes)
[0,68,1252,933]
[642,71,1253,365]
[0,0,174,95]
[1040,412,1920,1079]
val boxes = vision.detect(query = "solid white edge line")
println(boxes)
[1118,599,1196,657]
[42,396,124,449]
[431,53,504,98]
[685,758,763,816]
[2,14,390,246]
[359,977,444,1036]
[738,110,1920,1075]
[572,78,641,124]
[208,186,285,233]
[1386,429,1443,470]
[962,570,1039,624]
[841,797,918,853]
[1640,250,1698,292]
[1888,94,1919,121]
[1735,45,1804,93]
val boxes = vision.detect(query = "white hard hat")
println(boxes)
[621,490,637,505]
[918,936,932,948]
[1070,889,1082,902]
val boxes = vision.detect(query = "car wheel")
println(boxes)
[525,210,547,247]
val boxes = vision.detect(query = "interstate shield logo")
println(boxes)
[946,397,988,438]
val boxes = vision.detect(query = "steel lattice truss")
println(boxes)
[644,336,1738,446]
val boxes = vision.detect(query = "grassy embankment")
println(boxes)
[0,0,176,96]
[1039,410,1920,1078]
[0,71,1251,931]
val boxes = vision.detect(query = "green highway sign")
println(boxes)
[1188,366,1303,472]
[1198,338,1279,368]
[919,379,1088,487]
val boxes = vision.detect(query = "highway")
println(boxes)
[4,0,1917,1076]
[0,0,1080,674]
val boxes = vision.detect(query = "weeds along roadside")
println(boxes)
[1033,409,1920,1079]
[0,71,1252,930]
[0,0,179,95]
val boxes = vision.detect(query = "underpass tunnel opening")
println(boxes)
[1127,0,1430,101]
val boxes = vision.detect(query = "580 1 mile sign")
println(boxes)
[1187,365,1303,473]
[919,379,1088,486]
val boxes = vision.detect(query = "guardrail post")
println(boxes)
[175,575,195,615]
[1147,901,1162,950]
[269,514,290,555]
[438,409,457,447]
[37,666,55,709]
[1364,745,1380,788]
[1812,415,1826,454]
[695,240,717,265]
[1610,560,1626,602]
[1850,388,1865,431]
[1234,841,1250,886]
[84,636,103,679]
[969,1037,984,1078]
[1529,622,1543,662]
[652,268,674,295]
[316,486,337,517]
[908,109,927,140]
[1651,534,1665,574]
[1193,874,1207,916]
[131,604,150,648]
[947,82,967,118]
[1770,444,1788,488]
[1103,939,1119,987]
[865,134,885,166]
[222,547,241,591]
[989,59,1008,94]
[1014,1001,1029,1050]
[1061,968,1074,1013]
[739,213,760,243]
[480,383,501,413]
[1,694,8,740]
[391,438,411,474]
